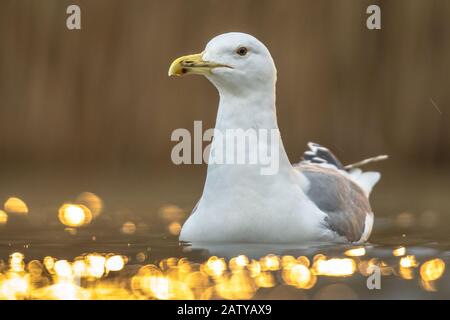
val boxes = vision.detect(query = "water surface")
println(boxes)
[0,168,449,299]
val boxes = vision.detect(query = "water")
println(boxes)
[0,168,449,299]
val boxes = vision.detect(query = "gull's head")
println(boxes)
[168,32,276,93]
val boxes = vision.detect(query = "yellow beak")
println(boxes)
[168,52,230,76]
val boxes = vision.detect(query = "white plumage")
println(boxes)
[169,32,387,244]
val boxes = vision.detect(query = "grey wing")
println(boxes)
[300,164,372,242]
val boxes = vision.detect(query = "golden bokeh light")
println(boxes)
[399,255,418,268]
[420,258,445,282]
[168,222,181,235]
[420,279,437,292]
[0,248,447,300]
[58,204,92,227]
[260,254,280,271]
[131,264,163,298]
[159,257,178,271]
[159,204,185,222]
[216,271,257,299]
[362,259,394,276]
[297,256,311,268]
[34,283,91,300]
[247,259,261,278]
[235,255,249,267]
[9,252,25,273]
[281,255,297,269]
[313,253,326,263]
[229,255,249,272]
[121,221,136,234]
[105,255,125,272]
[0,210,8,225]
[398,255,418,280]
[393,246,406,257]
[86,254,106,279]
[75,192,103,218]
[254,271,275,288]
[43,256,56,273]
[72,259,87,277]
[345,247,366,257]
[379,260,395,276]
[399,266,414,280]
[4,197,28,215]
[136,252,147,263]
[132,262,195,299]
[204,256,227,278]
[54,260,73,279]
[313,257,356,277]
[0,273,29,300]
[148,276,170,299]
[287,264,316,289]
[185,271,209,292]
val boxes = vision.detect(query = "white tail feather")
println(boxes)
[348,169,381,197]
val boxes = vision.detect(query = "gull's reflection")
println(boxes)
[181,241,349,259]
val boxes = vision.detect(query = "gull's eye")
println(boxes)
[236,47,248,56]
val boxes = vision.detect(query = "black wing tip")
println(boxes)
[302,142,344,170]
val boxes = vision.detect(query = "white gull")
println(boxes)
[168,32,387,244]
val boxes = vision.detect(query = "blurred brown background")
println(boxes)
[0,0,449,235]
[1,0,449,170]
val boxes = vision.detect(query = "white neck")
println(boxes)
[202,81,308,194]
[214,81,278,131]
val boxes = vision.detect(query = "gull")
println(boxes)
[169,32,387,244]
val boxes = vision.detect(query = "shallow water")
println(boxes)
[0,232,449,299]
[0,168,449,299]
